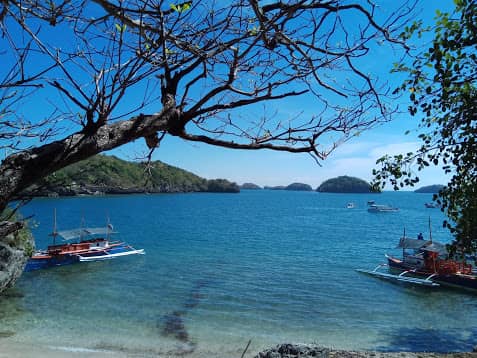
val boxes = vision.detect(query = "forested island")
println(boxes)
[414,185,444,193]
[23,155,240,196]
[317,176,374,193]
[285,183,313,191]
[240,183,262,190]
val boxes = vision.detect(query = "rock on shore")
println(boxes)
[0,223,33,293]
[255,344,477,358]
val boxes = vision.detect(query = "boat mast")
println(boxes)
[402,227,406,258]
[52,208,57,245]
[106,214,112,240]
[428,216,432,243]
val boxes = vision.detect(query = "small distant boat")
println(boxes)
[25,213,144,272]
[346,202,355,209]
[367,204,399,213]
[367,200,376,205]
[425,202,438,208]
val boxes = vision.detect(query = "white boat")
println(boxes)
[346,202,355,209]
[367,204,399,213]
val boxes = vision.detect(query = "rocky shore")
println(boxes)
[255,344,477,358]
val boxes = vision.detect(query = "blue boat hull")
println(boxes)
[24,255,80,272]
[24,243,143,271]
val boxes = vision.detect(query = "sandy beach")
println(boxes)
[0,338,250,358]
[2,339,477,358]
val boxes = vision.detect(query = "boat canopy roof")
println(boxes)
[397,237,431,249]
[55,227,117,241]
[397,237,447,255]
[421,242,447,255]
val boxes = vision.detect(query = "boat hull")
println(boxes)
[24,255,79,272]
[387,256,477,291]
[24,243,144,272]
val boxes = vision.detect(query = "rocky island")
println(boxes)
[317,176,375,193]
[240,183,262,189]
[285,182,313,191]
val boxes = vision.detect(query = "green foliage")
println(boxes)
[317,176,373,193]
[170,2,191,13]
[373,0,477,254]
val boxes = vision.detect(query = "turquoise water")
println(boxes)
[2,190,476,356]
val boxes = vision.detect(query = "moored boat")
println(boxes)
[25,217,144,272]
[358,234,477,292]
[367,204,399,213]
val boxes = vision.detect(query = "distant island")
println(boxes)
[415,184,444,193]
[317,176,374,193]
[262,183,313,191]
[285,183,313,191]
[264,185,286,190]
[23,155,240,196]
[240,183,262,190]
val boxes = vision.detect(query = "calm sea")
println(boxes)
[1,190,476,356]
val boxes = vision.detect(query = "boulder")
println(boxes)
[0,222,33,294]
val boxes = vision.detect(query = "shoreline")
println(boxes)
[1,340,476,358]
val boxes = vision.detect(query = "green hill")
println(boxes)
[240,183,262,190]
[317,176,373,193]
[26,155,239,195]
[414,184,444,193]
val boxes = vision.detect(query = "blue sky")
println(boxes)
[108,1,455,190]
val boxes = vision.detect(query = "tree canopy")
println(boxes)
[373,0,477,254]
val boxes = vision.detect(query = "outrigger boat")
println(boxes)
[357,231,477,291]
[367,204,399,213]
[24,214,145,272]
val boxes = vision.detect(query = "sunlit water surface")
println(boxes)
[1,191,476,356]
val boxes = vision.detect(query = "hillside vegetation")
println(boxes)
[317,176,373,193]
[414,185,444,194]
[285,183,313,191]
[26,155,239,195]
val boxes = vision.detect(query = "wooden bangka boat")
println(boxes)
[357,236,477,291]
[25,220,144,272]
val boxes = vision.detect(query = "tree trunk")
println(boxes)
[0,107,176,292]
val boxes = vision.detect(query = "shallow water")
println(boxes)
[1,191,476,356]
